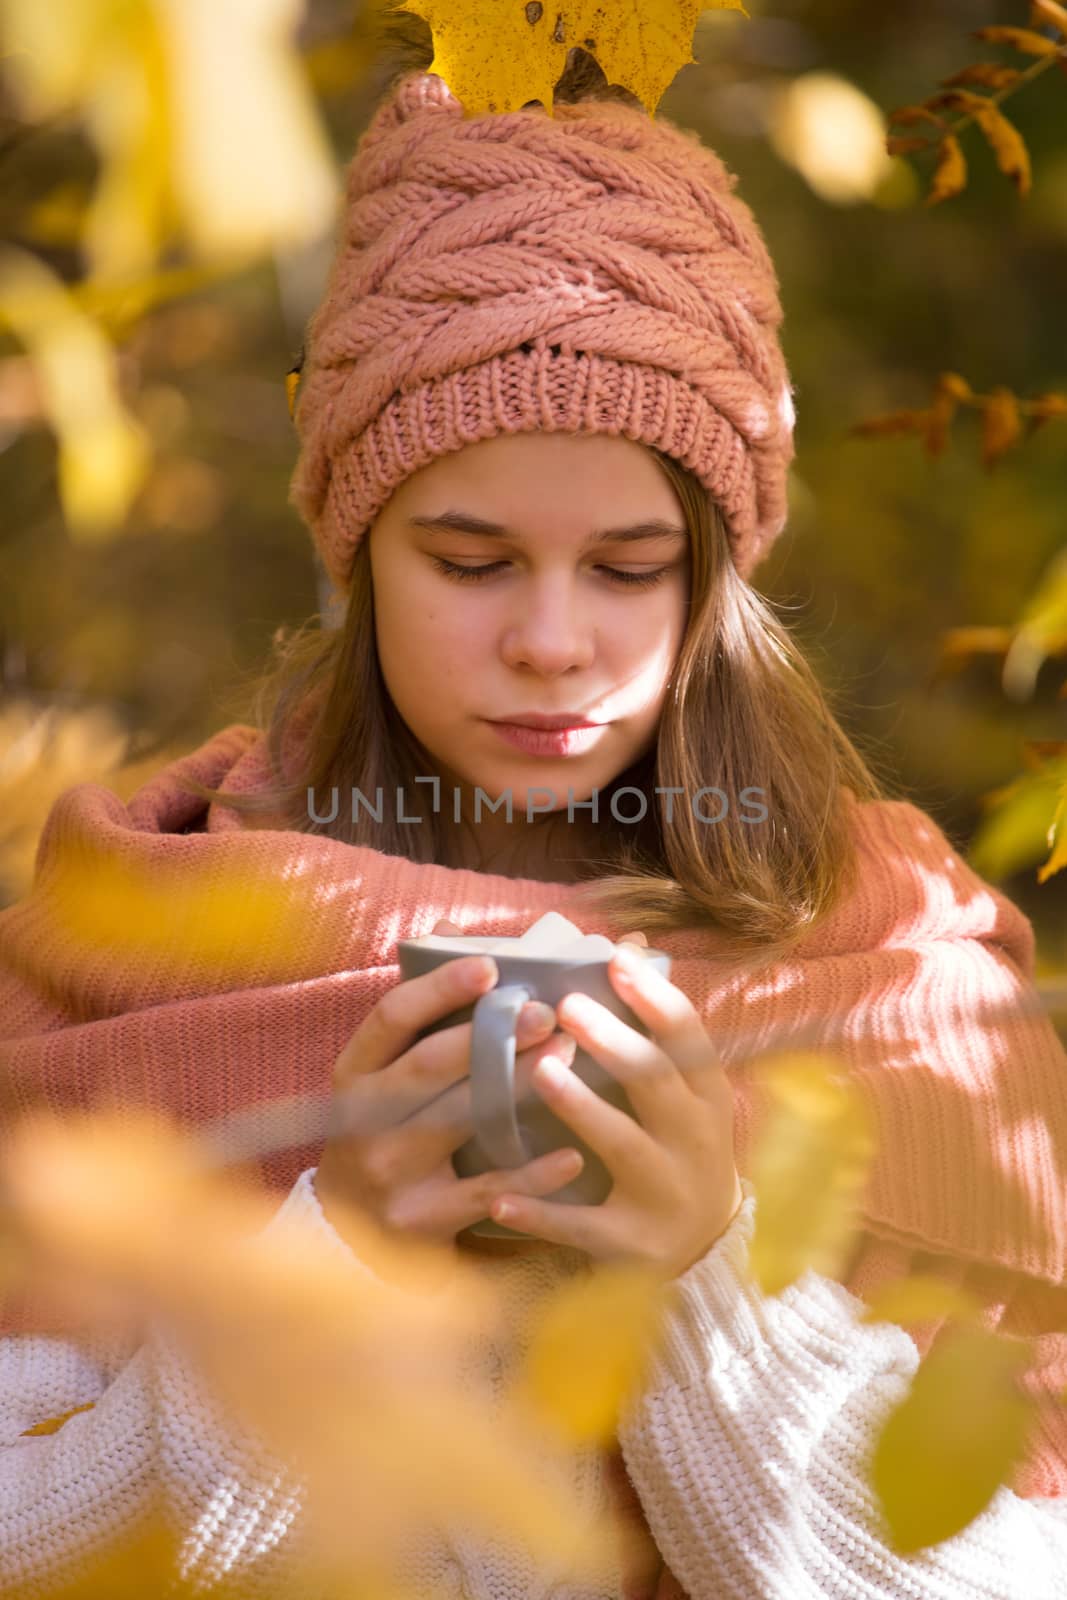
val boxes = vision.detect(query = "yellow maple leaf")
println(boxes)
[393,0,748,118]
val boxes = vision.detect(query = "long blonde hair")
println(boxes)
[181,441,897,966]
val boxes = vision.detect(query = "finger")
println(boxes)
[451,1146,586,1235]
[607,949,723,1101]
[618,930,649,947]
[487,1187,603,1252]
[336,954,498,1084]
[432,919,464,935]
[527,1050,649,1177]
[360,1001,561,1146]
[554,991,688,1139]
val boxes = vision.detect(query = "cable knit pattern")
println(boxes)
[287,70,796,592]
[3,1169,1067,1598]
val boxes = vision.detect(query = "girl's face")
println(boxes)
[368,431,691,840]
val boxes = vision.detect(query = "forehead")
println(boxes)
[395,432,685,529]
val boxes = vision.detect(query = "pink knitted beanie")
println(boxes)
[288,69,797,593]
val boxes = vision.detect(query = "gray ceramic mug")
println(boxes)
[396,938,671,1238]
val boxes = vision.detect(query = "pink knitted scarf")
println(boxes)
[1,723,1065,1500]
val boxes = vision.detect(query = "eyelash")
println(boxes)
[429,558,671,589]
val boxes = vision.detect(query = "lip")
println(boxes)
[486,721,605,757]
[491,714,602,730]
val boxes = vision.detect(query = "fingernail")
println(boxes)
[523,1001,556,1029]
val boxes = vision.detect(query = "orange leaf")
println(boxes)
[981,388,1023,467]
[941,63,1023,90]
[886,135,933,156]
[1029,392,1067,425]
[923,387,959,458]
[887,104,948,129]
[936,371,974,402]
[1030,0,1067,38]
[936,627,1015,678]
[973,103,1032,194]
[21,1401,96,1436]
[927,88,992,113]
[972,24,1062,55]
[848,410,931,440]
[926,134,968,205]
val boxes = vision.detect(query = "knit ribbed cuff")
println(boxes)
[638,1179,771,1392]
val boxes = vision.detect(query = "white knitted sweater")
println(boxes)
[2,1170,1065,1599]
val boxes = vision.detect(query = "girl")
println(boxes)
[2,44,1066,1600]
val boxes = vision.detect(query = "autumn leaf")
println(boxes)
[972,24,1063,55]
[1,1110,621,1592]
[1031,0,1067,37]
[1038,782,1067,883]
[940,63,1023,90]
[926,133,967,205]
[1004,546,1067,700]
[885,135,931,156]
[746,1051,876,1296]
[886,104,948,129]
[393,0,748,118]
[1027,390,1067,435]
[933,626,1015,683]
[0,248,150,537]
[926,87,992,114]
[972,103,1032,194]
[20,1401,96,1437]
[922,374,969,456]
[970,758,1067,880]
[937,371,974,401]
[859,1274,982,1328]
[981,386,1023,466]
[871,1326,1034,1553]
[847,409,930,440]
[514,1261,672,1446]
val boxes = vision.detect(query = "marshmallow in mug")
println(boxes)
[414,910,645,962]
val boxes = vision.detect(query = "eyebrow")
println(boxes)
[409,511,688,549]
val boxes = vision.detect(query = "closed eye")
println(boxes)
[429,558,671,590]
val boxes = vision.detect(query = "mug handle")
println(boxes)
[469,984,536,1169]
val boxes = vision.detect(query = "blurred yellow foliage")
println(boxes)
[0,249,151,536]
[514,1257,673,1447]
[871,1325,1035,1552]
[746,1049,877,1295]
[0,0,338,274]
[0,1109,623,1594]
[39,835,339,985]
[0,697,131,902]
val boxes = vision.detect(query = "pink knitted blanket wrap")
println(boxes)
[1,723,1066,1499]
[288,70,796,592]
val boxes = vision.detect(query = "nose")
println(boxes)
[499,575,597,674]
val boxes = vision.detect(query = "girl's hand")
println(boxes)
[486,934,744,1282]
[313,920,585,1257]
